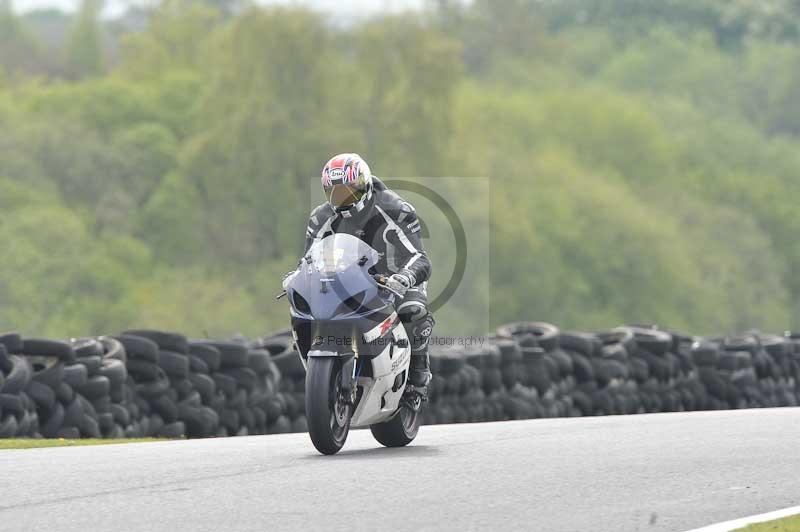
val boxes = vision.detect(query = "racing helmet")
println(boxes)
[321,153,373,214]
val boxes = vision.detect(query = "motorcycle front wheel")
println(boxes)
[305,357,351,455]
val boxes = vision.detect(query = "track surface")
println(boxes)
[2,408,800,532]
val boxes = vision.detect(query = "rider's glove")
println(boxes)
[384,269,416,298]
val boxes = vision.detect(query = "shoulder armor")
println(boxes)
[375,187,415,217]
[307,203,334,237]
[309,203,333,222]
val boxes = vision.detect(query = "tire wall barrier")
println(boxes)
[0,324,798,438]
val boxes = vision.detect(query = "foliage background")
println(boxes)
[1,0,799,338]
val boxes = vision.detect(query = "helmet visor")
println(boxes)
[324,183,366,208]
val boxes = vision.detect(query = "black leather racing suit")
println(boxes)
[303,178,434,376]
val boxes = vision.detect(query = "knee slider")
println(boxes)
[398,301,432,326]
[398,304,434,349]
[413,311,435,340]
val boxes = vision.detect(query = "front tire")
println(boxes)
[370,404,421,447]
[305,357,351,455]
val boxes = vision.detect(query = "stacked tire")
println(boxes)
[0,334,40,437]
[5,324,800,441]
[427,345,482,424]
[66,337,129,438]
[244,340,284,434]
[194,340,258,436]
[495,323,573,419]
[266,331,305,434]
[463,341,505,423]
[22,338,76,438]
[119,330,189,438]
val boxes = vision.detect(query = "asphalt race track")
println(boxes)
[2,408,799,532]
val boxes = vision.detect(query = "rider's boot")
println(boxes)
[408,351,432,389]
[399,294,433,392]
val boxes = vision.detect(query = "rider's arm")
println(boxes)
[393,204,431,286]
[302,205,331,256]
[302,226,315,256]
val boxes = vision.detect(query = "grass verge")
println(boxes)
[737,514,800,531]
[0,438,170,449]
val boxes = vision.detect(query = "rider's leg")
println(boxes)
[397,286,434,388]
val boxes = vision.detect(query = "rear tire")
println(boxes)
[370,404,421,447]
[305,357,351,455]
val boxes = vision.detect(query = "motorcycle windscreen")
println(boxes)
[291,233,385,320]
[307,233,379,274]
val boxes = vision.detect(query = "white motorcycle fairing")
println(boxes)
[298,314,413,427]
[350,319,412,427]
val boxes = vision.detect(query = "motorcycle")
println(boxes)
[279,233,424,455]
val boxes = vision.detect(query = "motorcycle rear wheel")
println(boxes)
[370,403,421,447]
[306,357,351,455]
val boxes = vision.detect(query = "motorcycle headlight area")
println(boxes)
[292,291,312,314]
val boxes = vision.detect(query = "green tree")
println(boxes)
[0,178,145,336]
[66,0,104,78]
[354,16,463,176]
[118,0,221,80]
[178,7,338,267]
[3,1,800,338]
[0,0,44,76]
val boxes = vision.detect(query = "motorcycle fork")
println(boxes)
[340,336,360,405]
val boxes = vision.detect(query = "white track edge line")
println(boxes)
[684,504,800,532]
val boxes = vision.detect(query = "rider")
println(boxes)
[299,153,433,389]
